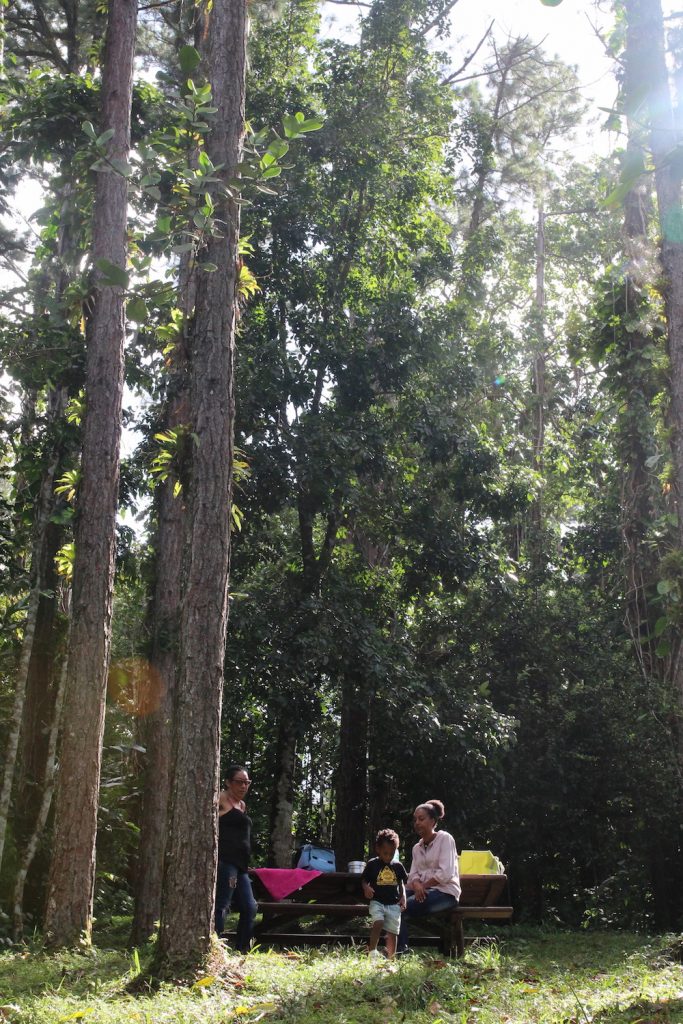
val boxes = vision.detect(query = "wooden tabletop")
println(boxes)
[249,870,509,908]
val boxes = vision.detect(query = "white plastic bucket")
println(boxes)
[348,861,365,873]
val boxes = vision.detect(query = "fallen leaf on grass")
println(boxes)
[0,1006,21,1020]
[192,975,216,990]
[427,1000,442,1014]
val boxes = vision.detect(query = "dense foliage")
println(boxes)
[0,0,681,945]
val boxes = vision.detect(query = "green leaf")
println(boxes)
[656,638,672,658]
[96,128,115,147]
[266,138,290,160]
[601,179,634,210]
[127,297,148,323]
[654,616,668,637]
[82,120,97,140]
[109,158,133,178]
[199,262,218,272]
[620,149,646,184]
[179,45,201,75]
[298,118,324,133]
[95,259,129,288]
[282,114,302,139]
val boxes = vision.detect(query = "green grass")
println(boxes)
[1,927,682,1024]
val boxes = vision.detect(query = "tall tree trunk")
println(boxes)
[0,446,61,873]
[155,0,247,967]
[12,653,67,938]
[529,203,546,574]
[619,44,659,681]
[130,268,192,945]
[129,479,184,943]
[15,186,84,907]
[44,0,137,946]
[626,0,683,773]
[333,674,369,868]
[269,722,297,867]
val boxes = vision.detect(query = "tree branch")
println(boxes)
[418,0,462,38]
[441,20,494,86]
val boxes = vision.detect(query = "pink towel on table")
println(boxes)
[251,868,323,901]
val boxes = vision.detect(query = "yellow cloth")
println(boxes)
[458,850,504,874]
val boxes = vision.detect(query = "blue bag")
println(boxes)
[296,844,336,872]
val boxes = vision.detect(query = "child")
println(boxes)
[361,828,408,959]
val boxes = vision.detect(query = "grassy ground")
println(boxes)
[1,925,682,1024]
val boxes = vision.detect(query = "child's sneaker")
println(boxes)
[368,948,384,960]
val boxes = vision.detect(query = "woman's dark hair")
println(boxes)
[418,799,445,822]
[223,763,249,786]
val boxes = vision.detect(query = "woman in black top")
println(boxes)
[214,764,257,952]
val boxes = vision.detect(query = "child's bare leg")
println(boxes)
[385,932,397,959]
[368,921,383,952]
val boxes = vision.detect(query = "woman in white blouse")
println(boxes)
[396,799,461,954]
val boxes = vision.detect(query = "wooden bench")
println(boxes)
[247,871,512,956]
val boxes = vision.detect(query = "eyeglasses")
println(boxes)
[233,778,251,786]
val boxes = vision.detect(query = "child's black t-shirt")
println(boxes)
[361,857,408,905]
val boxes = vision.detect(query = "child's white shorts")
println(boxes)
[368,899,401,935]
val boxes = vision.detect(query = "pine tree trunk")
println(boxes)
[529,203,546,574]
[619,45,659,680]
[44,0,137,946]
[333,675,369,868]
[626,0,683,774]
[269,723,297,867]
[0,446,62,873]
[130,266,192,945]
[15,191,84,904]
[12,654,67,938]
[155,0,247,966]
[129,477,184,943]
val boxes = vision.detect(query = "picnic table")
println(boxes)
[247,869,512,956]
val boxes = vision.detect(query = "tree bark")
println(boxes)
[129,478,184,944]
[529,203,546,574]
[333,674,370,868]
[44,0,137,946]
[155,0,247,966]
[269,722,297,867]
[130,268,192,945]
[619,36,659,682]
[0,446,61,874]
[625,0,683,772]
[12,654,67,938]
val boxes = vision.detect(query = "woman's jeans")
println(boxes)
[215,861,257,951]
[397,888,458,952]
